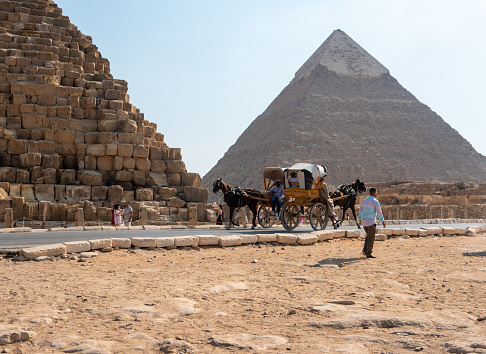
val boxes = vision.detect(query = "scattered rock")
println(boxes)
[157,339,195,354]
[209,333,287,350]
[80,252,98,258]
[209,282,248,293]
[0,330,36,345]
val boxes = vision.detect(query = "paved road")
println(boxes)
[0,222,483,249]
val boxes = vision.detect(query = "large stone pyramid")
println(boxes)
[203,29,486,193]
[0,0,207,224]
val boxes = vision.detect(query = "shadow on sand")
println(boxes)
[311,257,363,267]
[463,251,486,257]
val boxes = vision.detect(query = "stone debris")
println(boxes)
[209,282,248,294]
[0,329,36,345]
[156,339,195,354]
[79,252,98,258]
[208,333,287,351]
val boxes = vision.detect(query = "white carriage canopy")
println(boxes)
[284,163,327,189]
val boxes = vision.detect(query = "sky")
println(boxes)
[57,0,486,177]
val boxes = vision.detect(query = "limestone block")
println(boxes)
[197,235,219,246]
[113,156,123,170]
[166,160,186,174]
[63,241,91,253]
[173,236,198,247]
[375,234,387,241]
[34,184,54,201]
[150,160,166,173]
[181,173,202,187]
[111,238,131,248]
[59,170,76,185]
[41,168,57,184]
[421,227,442,235]
[10,184,20,198]
[119,119,137,133]
[65,186,91,201]
[167,197,185,208]
[167,173,181,186]
[92,186,107,200]
[465,227,477,237]
[19,152,41,168]
[0,167,16,183]
[22,243,66,260]
[8,139,27,154]
[345,230,362,238]
[156,237,175,248]
[158,187,177,198]
[453,227,467,235]
[21,184,35,200]
[404,228,419,236]
[98,120,118,132]
[135,158,150,171]
[418,229,428,237]
[219,235,242,247]
[105,89,122,100]
[107,185,123,203]
[135,188,153,201]
[80,171,102,186]
[131,133,144,144]
[441,227,456,236]
[89,239,112,250]
[239,234,258,244]
[162,148,182,160]
[183,186,208,203]
[105,143,118,156]
[312,230,337,241]
[297,234,318,245]
[87,144,105,156]
[17,170,30,184]
[22,114,43,129]
[276,233,297,244]
[122,191,134,201]
[54,130,75,144]
[391,228,406,236]
[149,146,162,160]
[147,172,168,187]
[97,156,113,171]
[117,143,133,157]
[114,171,132,183]
[123,157,135,169]
[133,170,146,186]
[41,154,62,168]
[256,234,277,243]
[131,237,157,248]
[377,228,393,236]
[133,145,149,158]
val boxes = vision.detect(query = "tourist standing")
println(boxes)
[113,203,123,227]
[216,204,224,225]
[124,201,133,226]
[358,188,385,258]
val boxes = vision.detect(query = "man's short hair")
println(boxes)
[369,187,377,195]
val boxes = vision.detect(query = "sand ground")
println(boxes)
[1,233,485,353]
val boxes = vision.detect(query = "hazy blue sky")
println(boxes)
[57,0,486,177]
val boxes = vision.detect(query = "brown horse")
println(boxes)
[330,179,366,229]
[212,178,264,229]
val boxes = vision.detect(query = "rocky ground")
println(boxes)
[1,233,485,353]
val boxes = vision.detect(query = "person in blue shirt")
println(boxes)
[358,187,386,258]
[267,179,285,216]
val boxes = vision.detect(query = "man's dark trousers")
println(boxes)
[363,224,376,256]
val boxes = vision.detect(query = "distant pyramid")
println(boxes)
[203,29,486,194]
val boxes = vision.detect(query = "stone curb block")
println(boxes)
[115,226,130,230]
[156,237,175,248]
[143,225,159,230]
[102,226,116,231]
[297,234,318,245]
[63,241,91,253]
[65,226,84,232]
[128,226,144,230]
[240,234,258,244]
[404,228,419,236]
[391,228,405,236]
[84,226,102,231]
[256,234,277,243]
[49,227,65,232]
[313,230,336,241]
[417,229,428,237]
[158,226,172,230]
[22,243,66,260]
[441,227,456,235]
[89,239,112,250]
[171,225,187,230]
[345,230,361,238]
[219,236,242,247]
[377,228,393,236]
[332,230,346,238]
[131,237,157,248]
[421,227,442,235]
[197,235,219,246]
[111,238,132,248]
[13,227,33,233]
[173,236,198,247]
[375,234,387,241]
[453,227,467,235]
[276,233,297,244]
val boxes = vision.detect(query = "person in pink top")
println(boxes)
[358,188,386,258]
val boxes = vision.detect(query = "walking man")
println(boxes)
[358,188,385,258]
[123,201,133,227]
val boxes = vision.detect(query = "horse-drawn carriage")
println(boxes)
[212,163,366,230]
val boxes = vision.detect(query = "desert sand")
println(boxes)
[1,233,485,353]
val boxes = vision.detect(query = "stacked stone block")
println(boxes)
[0,0,208,225]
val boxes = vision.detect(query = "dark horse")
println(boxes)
[330,179,366,229]
[212,178,264,229]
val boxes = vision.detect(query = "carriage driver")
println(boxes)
[267,179,285,216]
[319,177,339,224]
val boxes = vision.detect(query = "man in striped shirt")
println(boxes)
[358,188,386,258]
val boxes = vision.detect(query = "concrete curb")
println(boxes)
[7,225,486,261]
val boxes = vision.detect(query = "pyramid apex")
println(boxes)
[295,30,389,80]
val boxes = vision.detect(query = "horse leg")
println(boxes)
[227,207,235,230]
[249,201,258,229]
[350,202,361,229]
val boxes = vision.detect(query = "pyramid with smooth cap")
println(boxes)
[203,29,486,192]
[0,0,208,224]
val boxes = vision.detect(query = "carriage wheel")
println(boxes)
[309,202,329,231]
[257,205,276,228]
[280,205,301,231]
